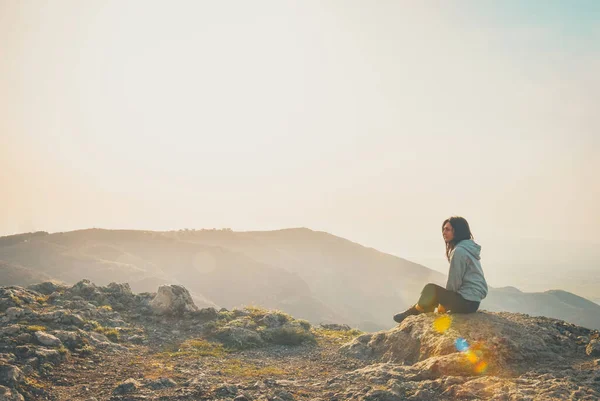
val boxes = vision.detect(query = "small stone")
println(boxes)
[0,326,21,336]
[0,385,25,401]
[145,377,177,390]
[0,365,23,387]
[274,390,295,401]
[14,334,32,344]
[113,378,141,395]
[215,384,238,396]
[587,339,600,357]
[34,331,62,347]
[5,308,24,321]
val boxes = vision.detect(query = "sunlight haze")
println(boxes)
[1,1,599,294]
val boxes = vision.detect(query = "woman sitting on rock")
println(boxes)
[393,216,488,324]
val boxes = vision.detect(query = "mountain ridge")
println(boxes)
[1,228,599,331]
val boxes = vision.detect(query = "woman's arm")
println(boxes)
[446,247,468,292]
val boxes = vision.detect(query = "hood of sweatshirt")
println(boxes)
[456,239,481,260]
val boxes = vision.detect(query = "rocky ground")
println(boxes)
[0,280,599,400]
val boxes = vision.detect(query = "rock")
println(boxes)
[257,312,290,328]
[0,287,38,310]
[586,339,600,357]
[0,326,21,337]
[0,365,22,387]
[192,307,219,321]
[105,282,132,295]
[340,311,582,372]
[48,292,61,301]
[273,390,295,400]
[0,385,24,401]
[34,331,62,347]
[14,334,32,345]
[363,389,403,401]
[0,356,15,365]
[409,354,482,380]
[33,347,65,365]
[52,330,83,350]
[39,310,85,327]
[215,384,238,396]
[234,395,250,401]
[27,282,66,295]
[63,300,95,311]
[145,377,177,390]
[274,380,299,387]
[88,332,112,347]
[5,308,24,321]
[124,334,145,344]
[69,280,99,299]
[150,285,198,315]
[576,335,590,345]
[113,378,141,395]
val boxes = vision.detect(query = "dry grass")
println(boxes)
[26,325,47,332]
[35,295,49,304]
[219,359,288,378]
[313,328,363,345]
[157,338,227,359]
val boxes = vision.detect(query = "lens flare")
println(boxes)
[433,315,452,333]
[474,360,488,374]
[455,337,469,352]
[465,349,479,364]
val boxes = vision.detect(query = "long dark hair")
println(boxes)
[443,216,474,261]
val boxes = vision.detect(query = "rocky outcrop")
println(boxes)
[1,280,599,400]
[339,311,600,400]
[150,285,199,315]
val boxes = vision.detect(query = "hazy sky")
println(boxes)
[1,1,599,284]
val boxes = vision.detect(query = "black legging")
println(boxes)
[418,283,480,313]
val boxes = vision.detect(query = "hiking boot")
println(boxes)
[393,306,421,323]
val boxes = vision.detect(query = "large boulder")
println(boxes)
[150,285,198,316]
[338,311,600,400]
[340,311,594,374]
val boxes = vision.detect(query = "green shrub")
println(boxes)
[261,325,316,345]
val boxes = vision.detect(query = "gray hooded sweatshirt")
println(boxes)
[446,239,488,302]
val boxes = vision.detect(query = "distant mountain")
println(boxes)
[0,260,55,286]
[0,228,599,330]
[482,287,600,330]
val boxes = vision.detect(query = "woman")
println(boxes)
[393,216,488,324]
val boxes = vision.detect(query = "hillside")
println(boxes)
[482,287,600,330]
[0,281,598,400]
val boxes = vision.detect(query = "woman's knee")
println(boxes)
[421,283,438,293]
